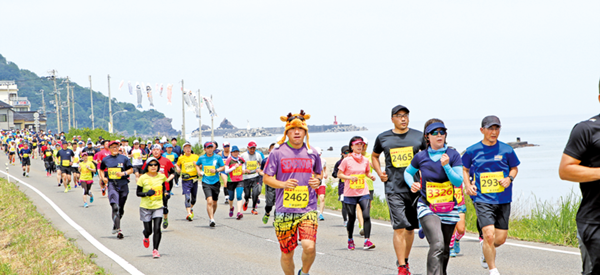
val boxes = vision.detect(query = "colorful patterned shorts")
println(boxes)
[274,211,318,253]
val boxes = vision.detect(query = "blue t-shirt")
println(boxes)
[162,152,179,165]
[196,154,225,184]
[411,148,462,203]
[462,141,520,204]
[19,148,32,159]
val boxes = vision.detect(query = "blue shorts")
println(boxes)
[343,194,370,205]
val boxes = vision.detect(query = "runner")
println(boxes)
[142,144,176,229]
[241,141,263,215]
[99,140,134,239]
[337,136,376,250]
[404,119,463,275]
[170,138,182,187]
[462,115,520,275]
[175,142,200,221]
[263,110,322,275]
[31,137,38,159]
[57,142,75,192]
[43,145,55,177]
[71,141,84,188]
[136,157,167,258]
[219,142,231,204]
[260,142,277,224]
[8,140,16,165]
[79,152,96,208]
[332,145,351,226]
[558,101,600,275]
[130,140,145,180]
[53,141,62,186]
[313,147,327,221]
[18,142,32,177]
[357,138,375,237]
[94,140,112,196]
[371,105,427,275]
[224,145,246,220]
[195,142,226,227]
[162,144,179,191]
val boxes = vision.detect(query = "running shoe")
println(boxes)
[418,227,425,239]
[112,228,118,234]
[73,182,77,188]
[450,247,457,257]
[22,171,25,176]
[229,207,234,217]
[397,265,410,275]
[347,239,355,250]
[262,213,270,224]
[26,173,29,177]
[489,268,500,275]
[117,230,124,239]
[186,214,193,221]
[84,203,88,208]
[359,229,365,236]
[318,213,324,221]
[454,239,461,254]
[297,268,303,275]
[480,240,488,269]
[344,221,348,227]
[102,188,106,196]
[236,212,243,220]
[190,209,194,219]
[143,238,149,248]
[251,209,258,215]
[64,188,68,193]
[363,239,375,250]
[152,249,160,259]
[243,201,248,211]
[224,198,229,204]
[209,220,216,227]
[90,195,94,203]
[163,218,169,229]
[68,184,71,191]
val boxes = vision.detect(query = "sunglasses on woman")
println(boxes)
[148,163,159,167]
[429,130,447,136]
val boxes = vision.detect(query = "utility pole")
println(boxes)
[66,77,71,130]
[89,75,94,129]
[211,94,214,142]
[181,79,185,142]
[57,81,63,133]
[39,89,46,117]
[108,74,113,134]
[51,70,59,133]
[197,89,202,146]
[71,81,75,129]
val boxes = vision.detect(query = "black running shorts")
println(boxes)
[473,202,511,230]
[386,192,419,230]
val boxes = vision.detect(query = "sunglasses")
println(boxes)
[429,130,447,136]
[287,115,305,122]
[148,163,159,167]
[343,151,350,154]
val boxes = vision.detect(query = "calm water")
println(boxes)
[191,114,593,207]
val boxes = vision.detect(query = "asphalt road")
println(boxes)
[3,156,583,275]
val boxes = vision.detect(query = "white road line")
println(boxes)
[0,171,144,275]
[320,210,581,256]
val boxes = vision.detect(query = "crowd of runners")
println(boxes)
[2,102,597,275]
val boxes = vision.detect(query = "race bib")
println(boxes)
[142,155,147,160]
[390,147,413,168]
[283,186,309,208]
[73,157,79,163]
[10,147,15,152]
[232,166,243,176]
[454,187,464,205]
[426,181,454,204]
[349,174,366,189]
[45,152,52,157]
[62,160,70,166]
[166,155,175,162]
[22,154,29,158]
[184,162,195,173]
[480,172,505,194]
[247,161,258,171]
[150,187,163,201]
[108,168,121,179]
[133,152,140,159]
[204,166,216,176]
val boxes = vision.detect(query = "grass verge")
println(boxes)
[0,178,107,274]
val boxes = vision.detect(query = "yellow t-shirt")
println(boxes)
[177,154,200,179]
[137,173,167,209]
[79,161,96,181]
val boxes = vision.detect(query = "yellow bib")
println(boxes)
[247,161,258,171]
[232,166,243,176]
[390,147,413,168]
[166,155,175,162]
[62,160,70,166]
[349,174,366,189]
[184,162,195,174]
[454,187,464,204]
[283,186,309,208]
[108,168,121,180]
[480,172,505,194]
[204,166,216,177]
[22,154,29,158]
[45,152,52,157]
[426,181,454,204]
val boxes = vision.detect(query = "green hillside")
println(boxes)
[0,54,179,136]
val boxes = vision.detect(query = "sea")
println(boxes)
[188,114,593,210]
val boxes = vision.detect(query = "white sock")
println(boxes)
[489,268,499,274]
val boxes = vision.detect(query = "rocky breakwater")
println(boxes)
[324,125,368,133]
[223,128,273,138]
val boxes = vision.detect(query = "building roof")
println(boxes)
[14,111,46,122]
[0,100,13,109]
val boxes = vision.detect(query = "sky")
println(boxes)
[2,1,599,134]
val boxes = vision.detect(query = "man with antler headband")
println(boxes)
[263,110,323,275]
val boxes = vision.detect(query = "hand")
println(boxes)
[283,179,298,189]
[86,165,91,170]
[308,177,321,190]
[499,177,512,188]
[116,171,124,177]
[244,169,251,174]
[209,169,216,174]
[379,171,388,182]
[411,181,421,193]
[349,176,358,182]
[440,154,449,166]
[146,189,156,196]
[369,175,376,181]
[465,182,478,196]
[324,174,328,179]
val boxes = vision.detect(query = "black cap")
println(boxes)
[341,145,350,154]
[481,115,501,128]
[391,105,409,116]
[121,138,127,142]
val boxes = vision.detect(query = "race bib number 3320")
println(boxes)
[390,147,413,168]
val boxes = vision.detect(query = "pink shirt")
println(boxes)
[338,154,370,197]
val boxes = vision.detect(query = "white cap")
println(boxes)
[362,137,369,144]
[133,140,139,144]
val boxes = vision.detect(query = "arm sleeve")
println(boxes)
[136,185,147,197]
[443,164,464,187]
[404,164,418,188]
[224,164,236,174]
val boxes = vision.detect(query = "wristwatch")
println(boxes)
[508,176,514,182]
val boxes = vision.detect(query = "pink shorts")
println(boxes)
[317,185,326,196]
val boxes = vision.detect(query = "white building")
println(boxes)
[0,80,30,111]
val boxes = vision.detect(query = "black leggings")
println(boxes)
[342,203,348,222]
[345,199,371,239]
[143,217,163,250]
[82,182,93,196]
[420,214,455,275]
[163,185,170,215]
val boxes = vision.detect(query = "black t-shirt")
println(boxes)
[373,128,427,194]
[57,149,75,167]
[564,114,600,224]
[100,154,133,187]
